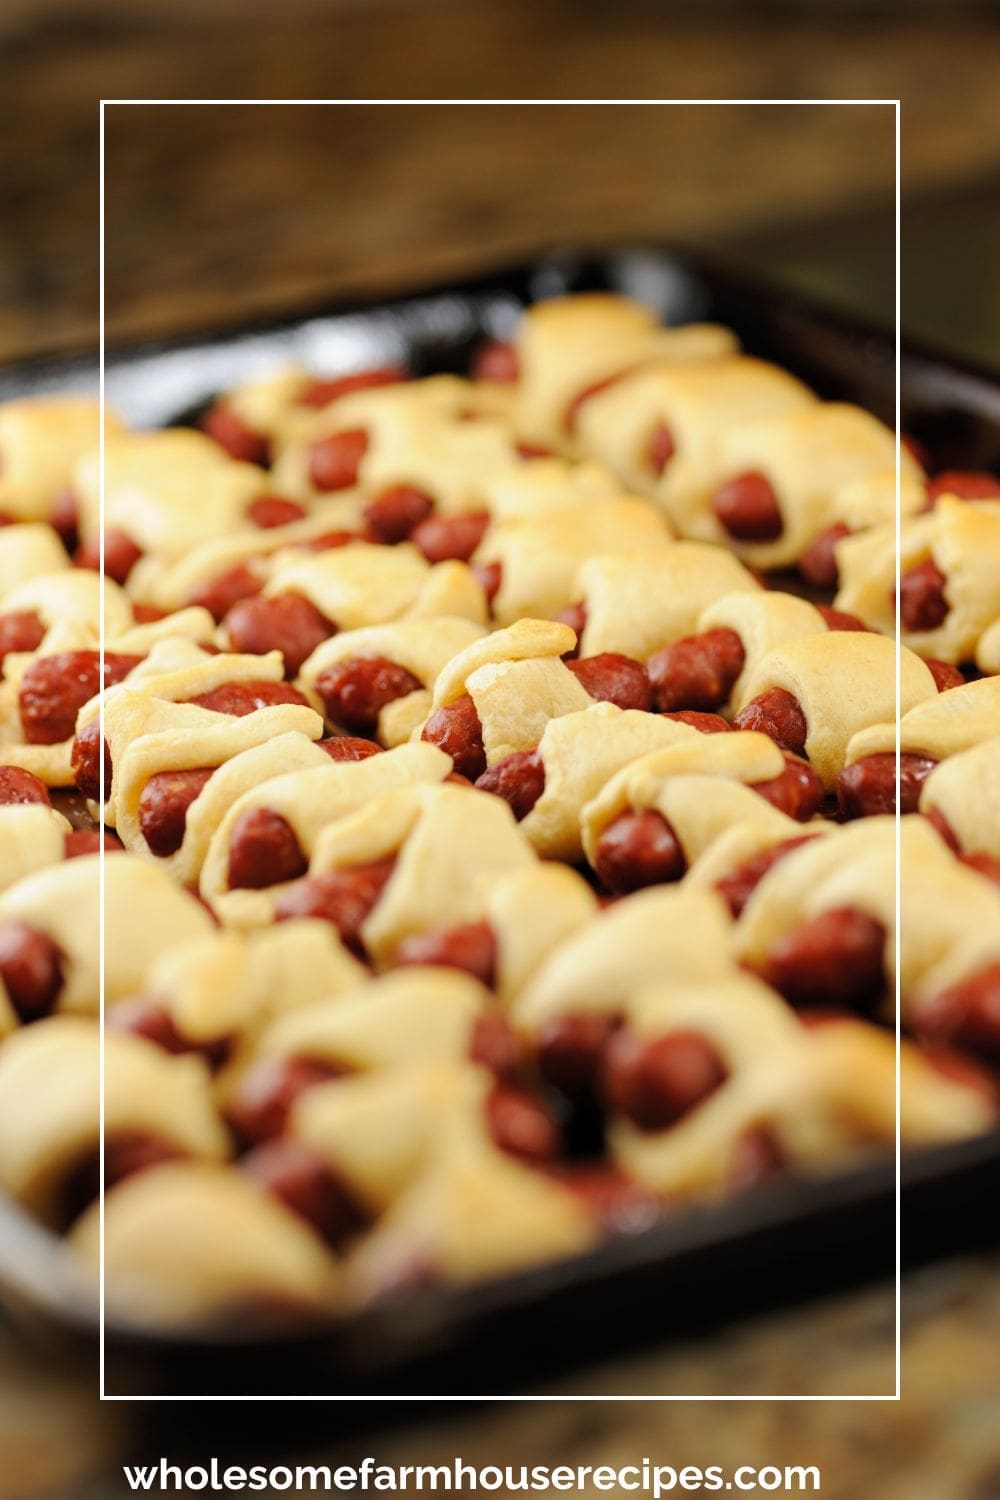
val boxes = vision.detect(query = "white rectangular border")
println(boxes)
[99,97,903,1403]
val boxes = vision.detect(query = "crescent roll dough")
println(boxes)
[511,293,737,453]
[0,854,213,1022]
[298,616,485,745]
[0,1017,228,1227]
[518,703,701,861]
[702,403,918,569]
[575,354,816,519]
[573,546,761,661]
[739,633,936,788]
[0,804,72,899]
[200,741,453,929]
[581,732,808,879]
[0,398,120,523]
[308,782,536,965]
[845,674,1000,764]
[919,737,1000,858]
[512,885,736,1035]
[0,524,70,597]
[835,496,1000,664]
[71,1161,341,1329]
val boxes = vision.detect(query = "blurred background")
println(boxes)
[2,0,1000,366]
[2,2,1000,1497]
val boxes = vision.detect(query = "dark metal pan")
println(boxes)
[0,246,997,1399]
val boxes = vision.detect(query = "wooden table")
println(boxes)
[1,4,998,1494]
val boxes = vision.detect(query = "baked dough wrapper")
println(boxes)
[574,353,816,518]
[0,804,74,904]
[115,720,327,884]
[670,402,918,570]
[271,375,519,509]
[510,293,737,453]
[572,547,761,662]
[920,736,1000,859]
[580,731,809,877]
[133,919,366,1050]
[472,501,672,626]
[512,885,736,1037]
[414,618,594,767]
[0,853,213,1027]
[845,674,1000,764]
[0,524,71,598]
[611,991,991,1200]
[835,497,1000,666]
[261,543,488,635]
[739,632,936,790]
[307,782,536,966]
[200,741,453,930]
[518,703,703,862]
[290,1065,596,1297]
[73,429,266,561]
[0,398,120,523]
[71,1161,341,1331]
[298,615,486,746]
[0,1016,228,1227]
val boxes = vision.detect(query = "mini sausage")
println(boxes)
[298,366,407,409]
[108,994,224,1062]
[363,486,435,545]
[468,1011,520,1075]
[601,1028,729,1131]
[421,693,487,781]
[592,808,686,895]
[0,609,46,669]
[836,751,937,819]
[226,1056,347,1145]
[761,906,886,1013]
[714,835,817,919]
[314,657,423,736]
[485,1082,562,1163]
[246,495,308,529]
[732,687,808,758]
[227,807,309,890]
[536,1012,621,1100]
[728,1126,789,1191]
[273,860,396,957]
[897,558,949,632]
[0,920,64,1023]
[184,679,311,716]
[64,828,124,858]
[71,719,108,801]
[50,490,80,552]
[240,1138,368,1249]
[925,658,965,693]
[647,627,746,714]
[394,920,498,989]
[647,422,675,478]
[73,528,142,585]
[0,766,51,806]
[200,400,271,466]
[661,710,732,735]
[915,962,1000,1062]
[798,522,851,589]
[925,471,1000,505]
[188,563,264,623]
[19,650,142,745]
[544,1162,661,1234]
[411,510,489,564]
[567,653,652,711]
[472,560,502,605]
[712,471,784,543]
[816,604,868,633]
[139,767,215,857]
[308,429,368,492]
[553,600,587,651]
[752,754,824,821]
[222,592,334,678]
[318,736,384,762]
[471,340,519,383]
[474,748,546,821]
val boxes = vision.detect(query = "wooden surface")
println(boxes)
[1,3,999,1494]
[1,1,1000,361]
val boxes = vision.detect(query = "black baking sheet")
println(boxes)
[1,246,998,1400]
